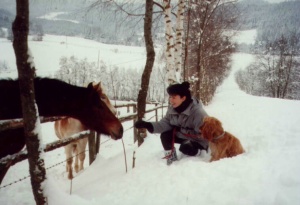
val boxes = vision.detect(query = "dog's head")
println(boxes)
[200,116,224,141]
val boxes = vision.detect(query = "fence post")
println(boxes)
[133,118,137,143]
[95,133,101,154]
[127,105,130,113]
[0,163,10,185]
[133,104,137,113]
[88,131,96,165]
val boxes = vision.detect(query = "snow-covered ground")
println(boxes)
[0,35,148,78]
[37,12,80,24]
[1,31,300,205]
[231,29,257,45]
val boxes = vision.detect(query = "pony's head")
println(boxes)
[79,83,123,140]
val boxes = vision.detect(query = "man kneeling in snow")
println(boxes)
[135,81,208,165]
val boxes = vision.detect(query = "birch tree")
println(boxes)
[163,0,186,84]
[163,0,176,84]
[174,0,185,81]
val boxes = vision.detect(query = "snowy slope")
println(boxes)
[0,35,148,78]
[1,31,300,205]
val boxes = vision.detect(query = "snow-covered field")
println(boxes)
[231,29,257,45]
[0,35,148,78]
[1,31,300,205]
[37,12,80,24]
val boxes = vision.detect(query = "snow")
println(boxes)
[231,29,257,45]
[27,49,36,69]
[1,31,300,205]
[37,12,80,24]
[0,35,148,78]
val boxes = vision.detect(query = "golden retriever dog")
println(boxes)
[200,117,244,162]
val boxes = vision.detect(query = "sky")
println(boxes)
[0,30,300,205]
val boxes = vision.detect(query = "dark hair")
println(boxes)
[167,81,191,100]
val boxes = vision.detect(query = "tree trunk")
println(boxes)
[88,131,96,165]
[174,0,185,81]
[183,2,191,81]
[163,0,186,84]
[136,0,155,146]
[163,0,176,84]
[12,0,47,204]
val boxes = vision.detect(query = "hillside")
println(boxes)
[0,0,145,45]
[0,35,148,78]
[2,0,299,46]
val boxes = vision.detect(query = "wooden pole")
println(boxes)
[133,118,137,143]
[88,131,96,165]
[95,133,101,154]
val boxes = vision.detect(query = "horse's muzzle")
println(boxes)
[111,125,123,140]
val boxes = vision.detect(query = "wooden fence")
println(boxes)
[0,103,167,185]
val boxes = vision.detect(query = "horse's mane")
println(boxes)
[34,77,88,100]
[0,77,95,119]
[0,77,81,91]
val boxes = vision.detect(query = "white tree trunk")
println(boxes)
[174,0,185,82]
[163,0,176,84]
[163,0,185,85]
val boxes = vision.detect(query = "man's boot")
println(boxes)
[164,149,178,165]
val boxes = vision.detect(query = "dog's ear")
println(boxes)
[212,117,224,135]
[201,117,224,141]
[200,117,215,141]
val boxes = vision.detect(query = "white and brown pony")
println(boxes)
[54,82,116,179]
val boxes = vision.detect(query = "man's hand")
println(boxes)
[134,120,154,133]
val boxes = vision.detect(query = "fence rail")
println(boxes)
[0,116,63,132]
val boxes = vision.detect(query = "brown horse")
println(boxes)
[0,78,123,183]
[54,82,117,179]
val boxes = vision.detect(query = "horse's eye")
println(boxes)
[100,95,107,101]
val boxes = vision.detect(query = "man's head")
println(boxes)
[167,81,191,108]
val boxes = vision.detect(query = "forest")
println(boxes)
[235,0,300,100]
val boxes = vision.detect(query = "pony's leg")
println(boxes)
[78,150,85,171]
[65,145,73,180]
[74,144,79,173]
[78,139,88,171]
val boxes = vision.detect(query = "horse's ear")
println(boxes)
[87,82,94,90]
[93,82,101,91]
[96,82,101,87]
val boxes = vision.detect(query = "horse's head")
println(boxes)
[92,82,117,115]
[79,83,123,140]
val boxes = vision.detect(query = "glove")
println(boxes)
[134,120,154,133]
